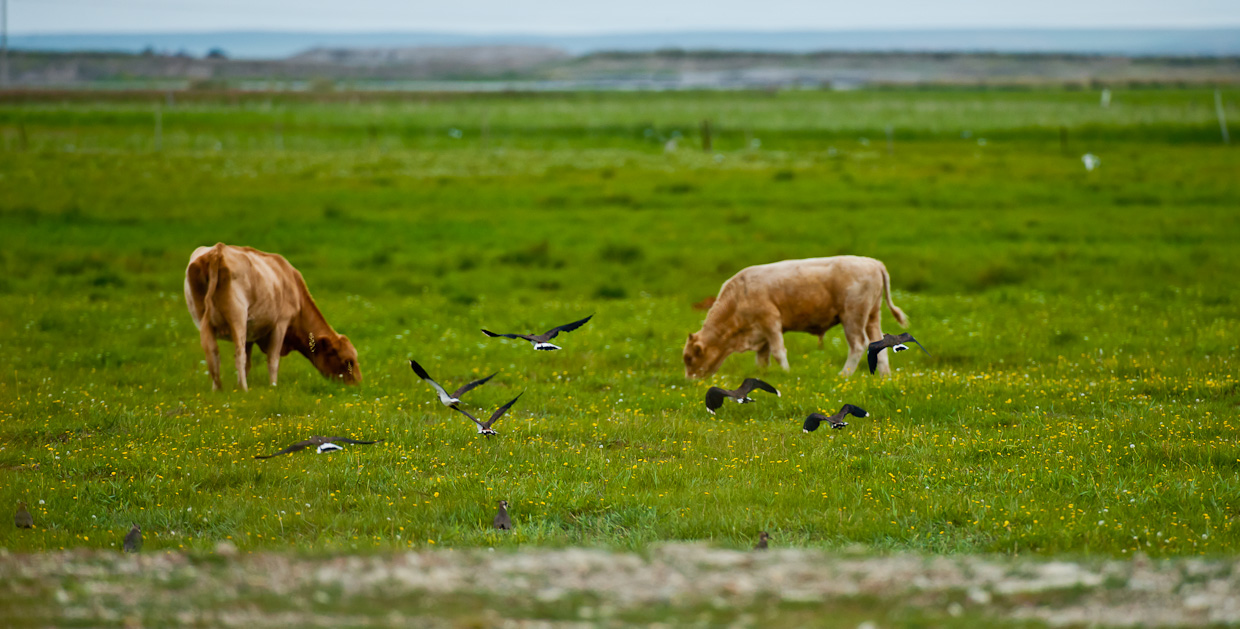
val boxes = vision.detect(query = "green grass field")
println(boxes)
[1,88,1238,559]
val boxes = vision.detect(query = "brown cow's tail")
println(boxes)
[882,265,909,328]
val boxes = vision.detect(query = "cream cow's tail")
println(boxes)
[200,243,226,325]
[882,265,909,328]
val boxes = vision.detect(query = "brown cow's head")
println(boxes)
[313,334,363,385]
[683,332,725,380]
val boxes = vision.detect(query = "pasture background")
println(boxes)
[0,88,1238,560]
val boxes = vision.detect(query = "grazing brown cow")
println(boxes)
[683,256,908,379]
[184,243,361,391]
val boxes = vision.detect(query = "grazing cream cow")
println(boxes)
[184,243,361,391]
[683,256,908,379]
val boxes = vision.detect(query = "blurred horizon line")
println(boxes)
[7,27,1240,59]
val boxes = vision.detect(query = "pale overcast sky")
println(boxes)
[7,0,1239,34]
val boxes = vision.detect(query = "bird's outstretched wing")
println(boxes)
[866,344,882,374]
[482,329,528,340]
[543,315,593,340]
[485,392,524,427]
[452,372,498,399]
[254,439,316,459]
[738,378,779,397]
[839,404,869,419]
[903,335,931,356]
[704,387,728,413]
[325,437,384,445]
[452,406,489,432]
[802,413,826,432]
[410,360,453,400]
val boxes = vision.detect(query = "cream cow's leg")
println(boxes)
[231,319,249,392]
[199,325,223,391]
[265,321,289,387]
[839,311,870,376]
[760,317,790,370]
[755,342,771,367]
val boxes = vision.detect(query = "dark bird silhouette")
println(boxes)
[15,502,33,528]
[409,359,497,408]
[867,332,930,374]
[254,436,384,459]
[123,524,142,553]
[482,315,593,351]
[802,404,870,432]
[704,378,780,414]
[493,500,512,530]
[754,531,770,550]
[453,393,524,436]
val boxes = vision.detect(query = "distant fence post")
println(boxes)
[154,103,162,151]
[482,111,490,150]
[1059,126,1069,155]
[885,124,894,155]
[274,122,284,151]
[1216,90,1231,146]
[701,119,712,152]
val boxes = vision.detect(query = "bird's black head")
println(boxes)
[498,500,508,509]
[759,531,770,540]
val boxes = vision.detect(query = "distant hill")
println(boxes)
[9,28,1240,60]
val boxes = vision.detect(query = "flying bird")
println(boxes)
[481,315,593,351]
[123,524,142,553]
[704,378,780,414]
[802,404,870,432]
[15,502,33,529]
[254,436,384,459]
[493,500,512,530]
[409,359,497,408]
[453,393,524,436]
[867,333,930,374]
[754,531,770,550]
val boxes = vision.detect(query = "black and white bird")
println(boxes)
[802,404,869,432]
[123,523,142,553]
[481,315,593,351]
[493,500,512,530]
[253,436,384,459]
[754,531,770,550]
[453,393,524,436]
[704,378,780,414]
[867,332,930,374]
[409,359,497,408]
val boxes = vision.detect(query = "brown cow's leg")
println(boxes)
[839,311,869,376]
[867,307,891,376]
[199,326,223,391]
[816,333,825,349]
[265,321,289,387]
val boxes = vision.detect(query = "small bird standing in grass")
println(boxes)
[754,531,770,550]
[409,359,497,408]
[493,500,513,530]
[704,378,780,414]
[123,524,142,553]
[802,404,870,432]
[866,332,930,374]
[482,315,593,351]
[15,502,33,528]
